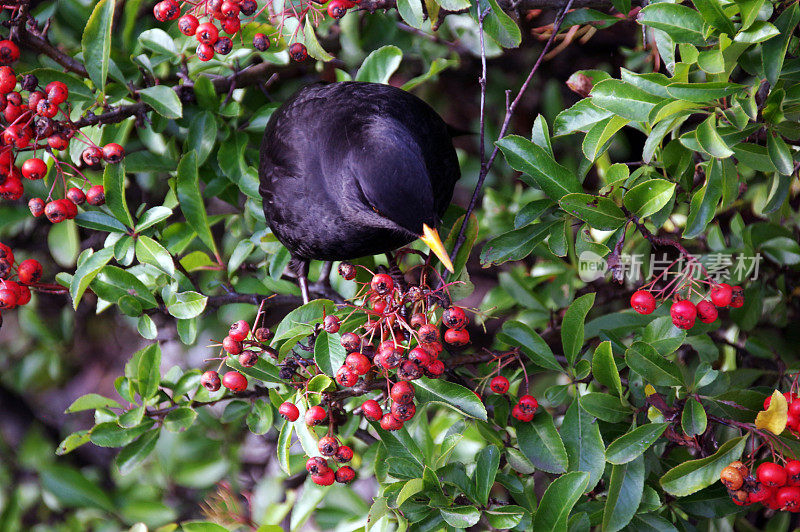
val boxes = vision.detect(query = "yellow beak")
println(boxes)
[420,224,455,273]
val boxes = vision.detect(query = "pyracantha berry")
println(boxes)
[318,436,339,456]
[391,401,416,421]
[696,300,718,324]
[410,313,427,328]
[86,185,106,206]
[0,243,12,265]
[630,290,656,315]
[336,366,358,387]
[306,456,328,475]
[361,399,382,421]
[328,0,348,18]
[396,360,422,381]
[758,462,787,488]
[222,371,247,392]
[196,43,215,61]
[340,332,360,351]
[335,465,356,483]
[305,405,327,426]
[214,37,233,55]
[729,461,749,478]
[776,486,800,511]
[16,285,30,305]
[28,90,45,111]
[279,401,300,421]
[0,66,15,93]
[65,187,85,205]
[81,146,103,166]
[222,335,243,355]
[63,198,78,220]
[749,482,774,503]
[28,197,45,217]
[408,347,431,367]
[370,273,393,295]
[221,1,240,17]
[179,14,200,35]
[670,300,696,330]
[323,314,340,333]
[21,158,46,180]
[312,468,335,486]
[288,42,308,62]
[102,143,125,164]
[35,99,58,118]
[444,327,469,346]
[345,352,371,375]
[220,17,240,35]
[196,22,220,45]
[335,445,353,462]
[710,283,733,307]
[511,404,534,422]
[21,74,37,92]
[201,370,221,391]
[390,381,415,404]
[730,490,749,506]
[730,286,744,308]
[0,175,22,200]
[44,200,67,223]
[17,259,42,284]
[786,460,800,487]
[0,40,19,65]
[518,394,538,413]
[720,466,744,490]
[240,0,257,15]
[490,375,510,394]
[418,324,439,344]
[0,287,17,309]
[338,261,356,280]
[48,134,69,151]
[3,125,30,149]
[254,327,273,343]
[46,82,68,105]
[0,259,10,279]
[253,33,270,51]
[228,319,251,341]
[239,350,259,367]
[443,306,468,330]
[425,359,445,378]
[380,413,403,431]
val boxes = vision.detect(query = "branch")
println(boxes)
[16,18,90,78]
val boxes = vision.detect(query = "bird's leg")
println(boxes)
[318,261,333,288]
[290,258,311,304]
[385,252,408,292]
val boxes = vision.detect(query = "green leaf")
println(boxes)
[176,151,218,257]
[277,421,293,474]
[56,431,91,456]
[355,45,402,84]
[139,86,182,119]
[498,321,562,372]
[273,299,336,342]
[246,399,273,435]
[637,3,706,45]
[582,115,629,161]
[474,444,500,505]
[603,456,645,532]
[554,99,613,137]
[664,82,744,102]
[496,135,581,200]
[396,0,424,28]
[623,179,675,219]
[135,235,175,276]
[562,397,605,490]
[40,465,115,512]
[532,472,590,531]
[138,28,177,55]
[559,194,626,231]
[734,20,779,43]
[98,266,158,307]
[516,411,568,473]
[684,158,723,239]
[761,3,800,86]
[136,344,161,400]
[116,430,160,475]
[606,423,668,465]
[580,393,630,423]
[592,341,623,396]
[103,162,135,229]
[217,131,260,199]
[301,17,334,62]
[136,206,173,233]
[396,478,425,506]
[480,222,555,266]
[166,291,208,319]
[185,110,217,165]
[486,506,527,529]
[81,0,115,90]
[767,133,794,176]
[164,407,197,432]
[562,293,595,367]
[435,0,470,10]
[70,247,115,310]
[414,378,488,420]
[590,79,663,122]
[314,332,347,378]
[90,420,154,447]
[65,393,121,413]
[691,0,735,35]
[74,211,128,233]
[440,506,481,528]
[625,341,683,387]
[696,115,734,158]
[659,436,747,496]
[479,0,522,48]
[682,398,708,436]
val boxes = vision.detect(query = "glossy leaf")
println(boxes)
[498,320,562,372]
[562,397,605,490]
[625,341,683,387]
[559,194,626,231]
[532,472,590,531]
[603,456,645,532]
[562,293,595,367]
[659,436,747,496]
[623,179,675,219]
[81,0,115,90]
[496,135,581,200]
[606,423,669,465]
[415,378,488,421]
[592,341,623,396]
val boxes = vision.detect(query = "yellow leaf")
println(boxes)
[645,384,656,397]
[755,390,788,435]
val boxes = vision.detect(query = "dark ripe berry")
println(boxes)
[0,243,13,264]
[306,456,328,475]
[418,323,439,344]
[278,401,300,421]
[86,185,106,206]
[443,306,468,330]
[0,288,17,309]
[240,0,257,15]
[45,81,68,105]
[730,286,744,308]
[0,66,15,94]
[312,468,336,486]
[28,197,45,217]
[776,486,800,511]
[340,332,360,351]
[390,381,415,404]
[196,43,215,61]
[720,466,744,490]
[410,313,427,328]
[81,146,103,166]
[48,134,69,151]
[253,33,270,51]
[220,16,240,34]
[17,259,42,284]
[444,327,469,346]
[327,0,348,18]
[228,319,251,341]
[379,349,401,370]
[380,413,403,431]
[16,285,30,305]
[222,335,243,355]
[670,300,696,330]
[28,90,45,111]
[220,1,240,17]
[786,461,800,487]
[490,375,510,394]
[335,465,356,483]
[21,158,47,180]
[196,22,220,45]
[318,436,339,456]
[518,394,538,413]
[758,462,787,488]
[305,405,327,426]
[630,290,656,315]
[425,359,445,378]
[370,273,393,295]
[34,116,54,139]
[165,0,181,19]
[239,350,259,368]
[44,200,67,223]
[709,283,733,307]
[222,371,248,392]
[101,143,125,164]
[289,43,308,62]
[178,14,200,36]
[6,91,22,106]
[397,360,422,381]
[335,366,358,387]
[338,261,356,280]
[408,347,431,367]
[0,175,22,200]
[254,327,273,343]
[335,445,353,463]
[323,314,340,333]
[201,370,221,391]
[66,187,86,205]
[214,37,233,55]
[345,352,371,375]
[696,300,718,324]
[0,259,10,279]
[0,41,19,65]
[391,401,416,421]
[361,399,382,421]
[511,404,534,422]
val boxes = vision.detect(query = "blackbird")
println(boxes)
[259,81,460,302]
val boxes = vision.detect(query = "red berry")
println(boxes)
[44,200,67,223]
[335,445,353,462]
[17,259,42,284]
[63,198,78,220]
[0,287,17,309]
[335,366,358,387]
[0,66,16,94]
[253,33,270,51]
[228,319,251,341]
[35,99,58,118]
[408,347,431,367]
[5,90,20,106]
[318,436,339,456]
[278,401,299,421]
[340,332,360,351]
[102,143,125,164]
[0,40,19,65]
[328,0,348,18]
[214,36,233,55]
[410,313,427,328]
[490,375,510,394]
[196,43,215,61]
[306,456,328,475]
[2,125,30,148]
[518,394,539,413]
[630,290,656,315]
[323,314,340,333]
[201,370,221,391]
[758,462,788,488]
[28,90,45,111]
[390,381,415,404]
[379,413,403,431]
[64,187,85,206]
[511,404,534,422]
[178,14,200,35]
[670,300,697,330]
[221,1,240,17]
[47,134,69,151]
[749,482,774,503]
[361,399,382,421]
[288,42,308,62]
[28,197,45,217]
[0,174,22,200]
[81,146,103,166]
[730,286,744,308]
[16,285,30,305]
[709,283,733,307]
[220,16,240,34]
[444,327,470,346]
[86,185,106,206]
[335,465,355,483]
[786,460,800,487]
[775,486,800,511]
[391,401,416,421]
[730,490,749,506]
[222,335,242,355]
[305,405,327,426]
[789,401,800,418]
[312,468,335,485]
[240,0,257,15]
[196,22,220,45]
[425,359,445,378]
[695,300,718,324]
[238,351,258,368]
[222,371,247,392]
[370,273,393,295]
[345,352,371,375]
[21,158,46,180]
[0,243,14,265]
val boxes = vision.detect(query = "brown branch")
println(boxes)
[17,24,89,78]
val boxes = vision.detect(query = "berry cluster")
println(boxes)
[199,319,276,393]
[0,51,115,221]
[0,241,43,329]
[720,460,800,511]
[630,282,744,330]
